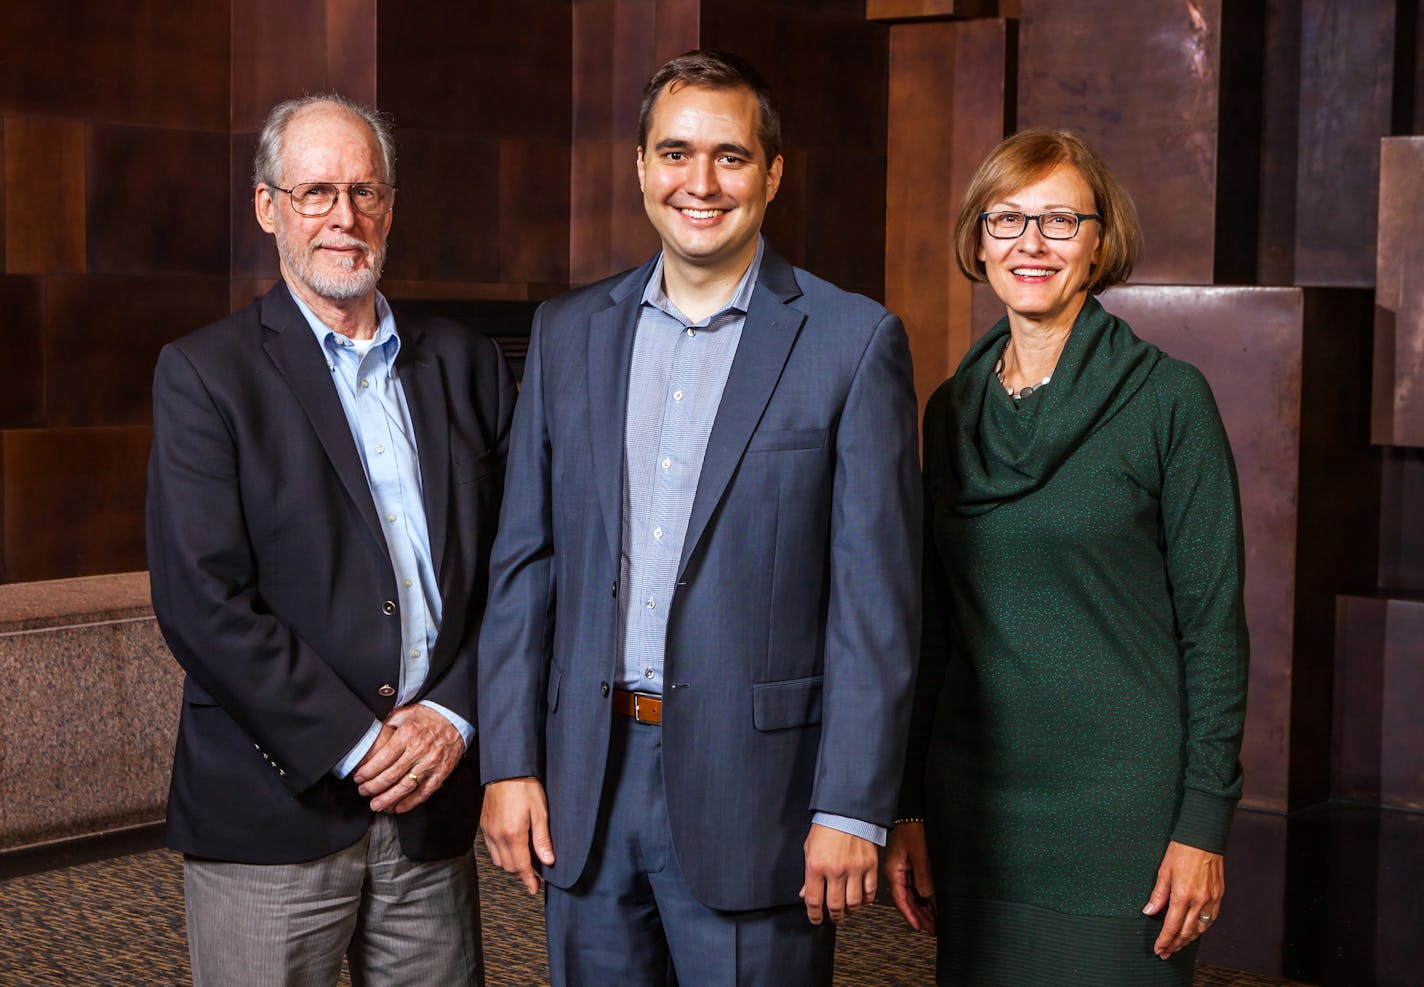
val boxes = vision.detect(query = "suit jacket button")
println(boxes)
[600,682,610,697]
[378,683,396,697]
[382,600,397,615]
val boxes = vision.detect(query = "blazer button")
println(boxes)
[611,582,617,599]
[382,600,397,615]
[378,683,396,697]
[600,682,610,697]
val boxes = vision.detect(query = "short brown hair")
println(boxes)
[638,49,782,167]
[953,130,1141,294]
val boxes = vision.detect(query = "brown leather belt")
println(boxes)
[611,689,662,726]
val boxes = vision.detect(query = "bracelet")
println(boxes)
[893,817,924,826]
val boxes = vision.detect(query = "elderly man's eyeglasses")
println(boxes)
[980,210,1100,240]
[270,181,396,218]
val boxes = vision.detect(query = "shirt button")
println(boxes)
[410,648,421,658]
[645,668,655,679]
[646,597,655,610]
[386,513,397,522]
[661,457,671,469]
[359,378,369,389]
[673,390,684,401]
[378,683,396,697]
[375,444,385,454]
[653,527,663,539]
[404,578,413,587]
[686,328,695,338]
[601,682,610,697]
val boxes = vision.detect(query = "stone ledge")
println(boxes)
[0,570,152,634]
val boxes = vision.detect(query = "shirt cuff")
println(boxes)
[419,700,475,751]
[812,812,887,847]
[333,719,383,779]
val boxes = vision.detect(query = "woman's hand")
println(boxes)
[883,821,937,933]
[1142,840,1225,959]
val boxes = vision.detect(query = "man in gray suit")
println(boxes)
[478,50,921,984]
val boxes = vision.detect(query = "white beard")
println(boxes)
[276,225,386,302]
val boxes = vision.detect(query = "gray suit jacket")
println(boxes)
[478,246,921,910]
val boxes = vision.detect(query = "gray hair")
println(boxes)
[251,93,396,188]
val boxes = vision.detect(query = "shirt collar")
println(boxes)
[640,235,765,324]
[289,285,400,357]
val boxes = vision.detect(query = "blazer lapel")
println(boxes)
[678,250,806,579]
[395,319,450,580]
[587,261,657,564]
[260,284,390,561]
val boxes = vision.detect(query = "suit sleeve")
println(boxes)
[477,306,556,783]
[809,311,923,827]
[418,333,519,726]
[146,344,376,792]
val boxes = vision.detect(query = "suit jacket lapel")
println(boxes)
[396,318,450,580]
[587,261,657,565]
[678,250,806,579]
[260,284,390,562]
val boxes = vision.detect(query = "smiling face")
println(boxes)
[977,164,1102,334]
[636,83,783,283]
[255,104,392,308]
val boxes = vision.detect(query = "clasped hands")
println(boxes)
[352,704,465,814]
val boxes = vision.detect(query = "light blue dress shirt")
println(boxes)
[287,290,474,778]
[618,239,884,845]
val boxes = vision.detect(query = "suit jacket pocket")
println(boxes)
[454,449,498,485]
[752,674,823,731]
[746,427,828,453]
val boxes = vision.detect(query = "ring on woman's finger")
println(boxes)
[1197,913,1214,924]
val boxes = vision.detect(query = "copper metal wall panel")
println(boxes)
[86,125,228,276]
[1256,0,1302,285]
[378,0,572,141]
[1335,596,1424,810]
[1,427,151,582]
[45,275,229,428]
[867,0,997,19]
[0,276,44,428]
[1017,0,1221,285]
[1372,137,1424,447]
[0,119,6,272]
[3,117,86,274]
[885,19,1007,413]
[1293,0,1394,287]
[1379,450,1424,590]
[379,130,500,284]
[326,0,378,106]
[499,139,572,286]
[1099,285,1304,811]
[0,1,227,130]
[230,0,326,132]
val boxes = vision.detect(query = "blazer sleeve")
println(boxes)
[146,343,376,792]
[809,310,923,827]
[477,306,557,783]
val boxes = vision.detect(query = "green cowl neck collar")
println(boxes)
[941,295,1163,517]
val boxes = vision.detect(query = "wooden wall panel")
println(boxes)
[45,275,229,428]
[3,117,86,274]
[86,125,229,276]
[885,18,1007,413]
[867,0,998,18]
[499,140,572,286]
[379,130,500,284]
[1,427,152,582]
[326,0,378,106]
[1371,137,1424,447]
[230,0,327,132]
[0,276,44,428]
[1017,0,1221,285]
[1294,0,1395,287]
[230,133,279,280]
[0,1,228,130]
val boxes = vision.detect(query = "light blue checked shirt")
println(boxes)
[287,290,475,778]
[618,239,884,845]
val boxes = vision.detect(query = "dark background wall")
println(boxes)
[0,0,1418,819]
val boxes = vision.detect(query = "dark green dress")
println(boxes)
[899,298,1249,986]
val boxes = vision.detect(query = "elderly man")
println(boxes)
[478,51,921,985]
[147,94,513,985]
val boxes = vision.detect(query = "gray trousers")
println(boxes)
[183,814,482,987]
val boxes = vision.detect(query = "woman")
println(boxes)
[884,130,1249,986]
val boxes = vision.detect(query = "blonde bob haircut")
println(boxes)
[953,129,1142,295]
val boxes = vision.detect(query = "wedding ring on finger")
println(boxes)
[1198,913,1214,925]
[407,772,422,786]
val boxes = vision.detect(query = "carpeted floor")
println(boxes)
[0,838,1312,986]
